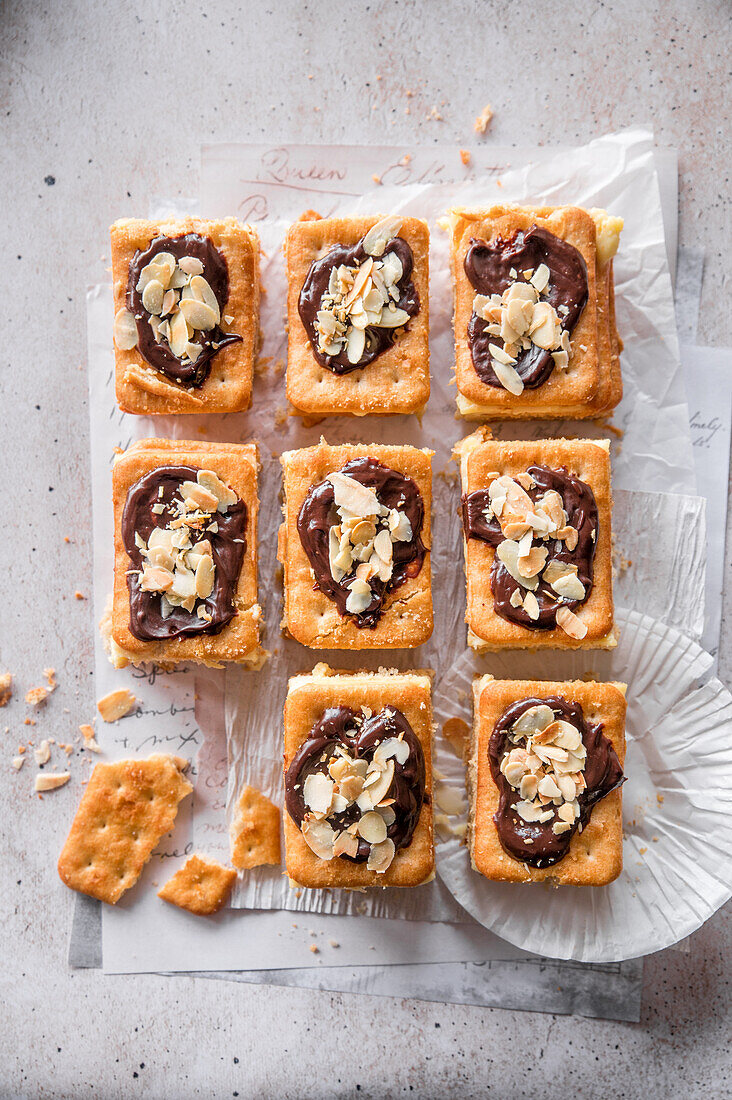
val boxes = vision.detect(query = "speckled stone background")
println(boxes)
[1,2,730,1097]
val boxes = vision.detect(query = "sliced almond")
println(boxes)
[362,758,395,809]
[378,305,410,328]
[517,546,548,578]
[366,837,396,873]
[372,737,409,768]
[179,297,217,332]
[114,308,139,350]
[35,772,70,792]
[362,216,403,258]
[357,811,388,845]
[551,572,586,601]
[328,472,380,518]
[194,555,215,599]
[301,818,336,860]
[180,481,219,512]
[522,590,540,621]
[190,275,221,324]
[177,255,204,276]
[168,309,190,356]
[552,820,572,835]
[556,605,588,639]
[373,528,393,563]
[492,358,524,395]
[513,705,554,736]
[140,566,175,592]
[197,470,238,512]
[303,772,335,816]
[333,831,359,858]
[141,279,165,316]
[530,263,550,293]
[496,540,538,590]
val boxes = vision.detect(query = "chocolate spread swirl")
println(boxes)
[121,465,247,641]
[489,696,624,867]
[297,457,426,628]
[464,226,588,389]
[462,465,598,630]
[298,236,419,374]
[285,705,426,862]
[127,234,241,387]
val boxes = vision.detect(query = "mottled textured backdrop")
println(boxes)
[1,1,730,1097]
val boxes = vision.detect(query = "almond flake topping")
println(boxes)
[313,218,410,363]
[472,262,571,393]
[133,469,238,620]
[297,713,411,874]
[500,706,587,833]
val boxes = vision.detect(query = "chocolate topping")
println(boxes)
[121,465,247,641]
[489,696,624,867]
[462,465,598,630]
[464,226,588,388]
[297,457,426,628]
[127,234,241,387]
[298,236,419,373]
[284,705,426,862]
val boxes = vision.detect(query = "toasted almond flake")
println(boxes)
[141,278,165,316]
[552,820,572,835]
[522,590,540,620]
[97,688,136,723]
[530,263,550,292]
[328,472,380,518]
[556,605,588,639]
[362,216,403,258]
[361,758,394,809]
[345,577,372,615]
[357,811,388,844]
[34,740,51,766]
[179,297,217,331]
[301,818,336,860]
[303,772,335,815]
[496,540,538,590]
[492,357,524,395]
[551,572,586,601]
[366,836,396,873]
[513,705,554,736]
[12,756,24,771]
[517,546,548,578]
[35,772,70,792]
[197,470,238,512]
[557,525,579,551]
[372,737,409,768]
[114,308,138,350]
[332,831,359,858]
[178,255,204,276]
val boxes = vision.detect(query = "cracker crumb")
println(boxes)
[474,104,494,134]
[328,939,340,948]
[25,686,49,707]
[460,149,471,166]
[74,591,86,600]
[97,688,136,723]
[0,672,12,707]
[372,174,381,185]
[79,724,102,753]
[309,943,319,954]
[64,536,71,543]
[427,106,443,122]
[12,756,24,771]
[44,668,57,691]
[34,740,51,766]
[35,772,70,792]
[639,847,647,855]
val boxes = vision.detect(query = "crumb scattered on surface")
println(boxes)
[309,943,319,954]
[33,740,51,766]
[474,103,494,133]
[97,688,136,723]
[328,939,340,948]
[74,591,85,600]
[44,668,57,691]
[12,756,24,771]
[79,724,102,753]
[0,672,12,707]
[427,106,443,121]
[372,174,381,184]
[35,772,70,792]
[25,686,49,707]
[460,149,471,166]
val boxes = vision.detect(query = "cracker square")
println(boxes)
[278,439,433,649]
[456,429,615,650]
[157,854,237,915]
[111,438,263,667]
[283,664,434,888]
[57,754,193,904]
[111,217,259,415]
[285,215,430,416]
[449,204,622,420]
[469,677,626,885]
[229,784,281,870]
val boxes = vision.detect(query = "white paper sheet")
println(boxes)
[89,131,705,977]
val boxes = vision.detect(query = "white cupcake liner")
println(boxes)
[433,609,732,962]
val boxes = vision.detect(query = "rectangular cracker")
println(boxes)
[57,754,193,904]
[158,854,237,915]
[283,663,434,888]
[450,204,621,420]
[230,784,281,870]
[456,428,615,650]
[468,677,626,885]
[278,439,433,649]
[285,215,430,417]
[111,217,260,415]
[111,438,263,667]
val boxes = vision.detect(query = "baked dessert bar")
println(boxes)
[278,439,433,649]
[111,217,259,414]
[448,204,623,419]
[285,215,430,416]
[456,429,615,650]
[111,438,263,667]
[283,664,434,888]
[469,677,626,885]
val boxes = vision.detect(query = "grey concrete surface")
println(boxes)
[1,1,730,1097]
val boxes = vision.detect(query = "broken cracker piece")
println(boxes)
[57,754,192,904]
[0,672,13,706]
[36,772,70,792]
[230,784,281,870]
[474,103,494,134]
[25,686,49,707]
[97,688,136,723]
[158,854,236,916]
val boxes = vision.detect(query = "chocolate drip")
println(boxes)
[464,226,588,389]
[462,465,598,630]
[297,457,426,628]
[489,696,624,867]
[121,465,247,641]
[298,236,419,373]
[284,705,426,862]
[127,233,241,387]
